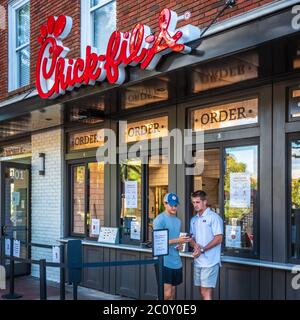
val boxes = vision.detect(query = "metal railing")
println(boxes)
[0,237,66,300]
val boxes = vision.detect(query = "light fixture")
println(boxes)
[38,153,45,175]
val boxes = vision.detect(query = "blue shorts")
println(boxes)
[155,265,183,286]
[194,264,219,288]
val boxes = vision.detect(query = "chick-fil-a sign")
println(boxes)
[36,9,200,99]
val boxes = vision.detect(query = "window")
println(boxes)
[71,161,104,238]
[192,143,259,256]
[289,139,300,260]
[119,155,169,244]
[81,0,116,56]
[8,0,30,91]
[224,145,258,253]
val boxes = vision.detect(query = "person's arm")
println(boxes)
[169,237,191,245]
[193,215,223,258]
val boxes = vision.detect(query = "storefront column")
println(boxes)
[31,128,64,281]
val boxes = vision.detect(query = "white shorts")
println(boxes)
[193,264,219,288]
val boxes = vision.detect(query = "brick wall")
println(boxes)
[0,0,80,101]
[0,0,280,102]
[31,128,63,282]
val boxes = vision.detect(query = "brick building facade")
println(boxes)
[1,0,300,300]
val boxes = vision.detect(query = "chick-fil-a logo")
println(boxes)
[36,9,200,99]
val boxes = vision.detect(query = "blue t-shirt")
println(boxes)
[153,211,182,269]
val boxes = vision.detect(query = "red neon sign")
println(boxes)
[36,9,200,99]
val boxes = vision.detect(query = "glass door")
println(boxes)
[0,162,31,275]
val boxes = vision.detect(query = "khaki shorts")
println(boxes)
[193,264,219,288]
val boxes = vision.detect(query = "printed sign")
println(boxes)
[91,219,101,236]
[13,240,21,258]
[125,181,138,209]
[123,78,168,109]
[52,246,60,263]
[192,52,259,93]
[229,172,251,208]
[69,129,104,151]
[130,221,141,240]
[98,227,119,244]
[125,116,168,143]
[12,192,20,207]
[5,239,11,256]
[225,225,242,248]
[153,229,169,257]
[192,99,258,132]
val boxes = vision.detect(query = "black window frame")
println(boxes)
[68,157,105,240]
[287,133,300,263]
[187,138,260,259]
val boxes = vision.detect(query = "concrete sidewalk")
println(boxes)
[0,276,133,300]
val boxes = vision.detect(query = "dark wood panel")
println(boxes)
[259,268,272,300]
[116,250,140,299]
[140,253,157,300]
[82,246,104,291]
[220,263,259,300]
[272,270,286,299]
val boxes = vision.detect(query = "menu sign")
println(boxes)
[0,142,31,158]
[69,129,104,151]
[192,98,258,132]
[122,78,168,109]
[125,116,168,143]
[192,52,259,92]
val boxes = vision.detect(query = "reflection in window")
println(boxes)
[91,0,116,54]
[72,165,86,235]
[193,149,220,213]
[120,159,142,241]
[191,51,259,93]
[291,141,300,259]
[88,162,104,238]
[148,155,169,240]
[224,145,258,251]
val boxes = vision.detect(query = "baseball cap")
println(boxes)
[163,193,180,206]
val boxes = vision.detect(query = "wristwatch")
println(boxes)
[200,247,205,253]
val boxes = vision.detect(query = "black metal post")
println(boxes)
[73,283,78,300]
[59,245,65,300]
[157,256,164,300]
[2,238,22,299]
[39,259,47,300]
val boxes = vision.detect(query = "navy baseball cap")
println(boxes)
[164,193,180,206]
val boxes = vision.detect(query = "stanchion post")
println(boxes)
[2,237,22,299]
[59,245,65,300]
[73,283,78,300]
[158,256,164,300]
[39,259,47,300]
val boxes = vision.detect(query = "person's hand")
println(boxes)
[192,244,201,258]
[177,236,191,244]
[176,244,183,251]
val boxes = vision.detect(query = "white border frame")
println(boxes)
[80,0,116,57]
[8,0,30,92]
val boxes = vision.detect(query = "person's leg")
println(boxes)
[164,283,173,300]
[199,264,219,300]
[171,286,176,300]
[200,287,213,300]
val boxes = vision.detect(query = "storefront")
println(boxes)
[1,4,300,299]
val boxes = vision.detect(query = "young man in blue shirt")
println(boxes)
[153,193,191,300]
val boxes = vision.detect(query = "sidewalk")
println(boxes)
[0,276,133,300]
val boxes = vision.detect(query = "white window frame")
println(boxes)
[81,0,116,57]
[8,0,30,92]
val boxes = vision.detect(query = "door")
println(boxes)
[0,162,31,275]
